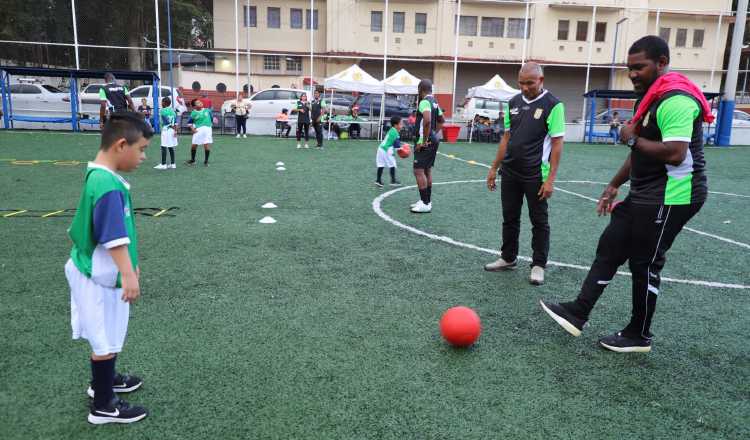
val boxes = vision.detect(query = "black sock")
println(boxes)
[389,167,397,182]
[376,167,384,182]
[204,150,210,163]
[161,147,167,165]
[168,147,175,164]
[426,185,432,204]
[190,148,197,162]
[419,188,429,204]
[91,357,116,409]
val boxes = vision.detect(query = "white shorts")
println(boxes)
[191,126,213,145]
[376,147,397,168]
[65,259,129,356]
[161,127,178,148]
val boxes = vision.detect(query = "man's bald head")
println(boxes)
[519,62,544,78]
[518,62,544,100]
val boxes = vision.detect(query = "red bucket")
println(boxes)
[442,124,461,143]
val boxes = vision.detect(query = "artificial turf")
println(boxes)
[1,131,748,439]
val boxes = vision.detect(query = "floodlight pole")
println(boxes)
[310,0,314,94]
[234,0,240,102]
[246,0,251,97]
[581,6,597,128]
[71,0,80,69]
[378,0,389,140]
[717,0,748,145]
[451,0,462,123]
[166,0,175,110]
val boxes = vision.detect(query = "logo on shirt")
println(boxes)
[534,108,543,120]
[510,107,519,115]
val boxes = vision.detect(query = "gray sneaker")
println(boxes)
[530,266,545,285]
[484,257,517,271]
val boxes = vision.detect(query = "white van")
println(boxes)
[456,97,503,122]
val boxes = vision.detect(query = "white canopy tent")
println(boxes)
[466,74,520,101]
[323,64,384,140]
[466,74,520,143]
[381,68,421,95]
[323,64,384,94]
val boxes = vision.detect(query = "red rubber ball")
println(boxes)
[440,306,481,347]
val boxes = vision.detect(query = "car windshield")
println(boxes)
[85,85,104,93]
[130,88,149,98]
[42,85,63,93]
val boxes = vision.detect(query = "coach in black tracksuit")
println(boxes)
[99,72,135,128]
[486,62,565,286]
[540,36,708,353]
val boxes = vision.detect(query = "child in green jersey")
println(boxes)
[155,97,178,170]
[65,113,152,424]
[187,98,213,166]
[375,116,404,187]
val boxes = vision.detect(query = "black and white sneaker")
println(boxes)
[539,300,588,337]
[185,160,196,166]
[374,181,384,188]
[390,180,402,186]
[88,396,148,425]
[87,373,143,398]
[599,331,652,353]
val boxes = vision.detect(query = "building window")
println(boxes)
[507,18,531,39]
[659,27,671,43]
[557,20,569,40]
[393,12,405,33]
[243,6,256,28]
[576,21,588,41]
[457,15,478,36]
[290,9,303,29]
[595,22,607,42]
[267,7,280,29]
[693,29,705,48]
[481,17,504,38]
[306,9,318,30]
[676,28,687,47]
[286,56,302,73]
[263,55,280,71]
[415,13,427,34]
[371,11,383,32]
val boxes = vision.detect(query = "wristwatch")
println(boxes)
[626,135,638,149]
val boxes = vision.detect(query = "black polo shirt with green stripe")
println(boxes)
[502,90,565,182]
[631,91,707,205]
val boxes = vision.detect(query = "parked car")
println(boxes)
[711,109,750,127]
[350,94,412,118]
[6,82,77,116]
[79,83,107,105]
[456,97,504,122]
[221,88,308,118]
[128,85,187,114]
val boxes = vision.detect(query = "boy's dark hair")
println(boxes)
[612,111,619,116]
[282,108,288,114]
[100,112,153,150]
[628,35,670,64]
[418,79,432,94]
[162,96,171,107]
[390,116,401,126]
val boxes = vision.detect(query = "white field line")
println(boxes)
[437,151,750,249]
[372,180,749,289]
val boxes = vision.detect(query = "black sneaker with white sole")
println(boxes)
[88,396,148,425]
[87,373,143,398]
[374,181,384,188]
[539,300,588,337]
[599,331,652,353]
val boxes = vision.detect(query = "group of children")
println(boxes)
[152,97,214,169]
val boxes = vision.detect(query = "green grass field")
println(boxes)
[1,131,748,439]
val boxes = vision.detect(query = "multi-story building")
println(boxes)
[190,0,733,120]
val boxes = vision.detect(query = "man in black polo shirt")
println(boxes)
[540,36,709,353]
[485,62,565,286]
[99,72,135,128]
[410,79,445,213]
[310,89,327,149]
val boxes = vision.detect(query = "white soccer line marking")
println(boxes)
[439,152,750,199]
[372,180,750,290]
[438,151,750,249]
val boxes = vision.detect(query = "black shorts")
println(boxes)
[413,137,440,169]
